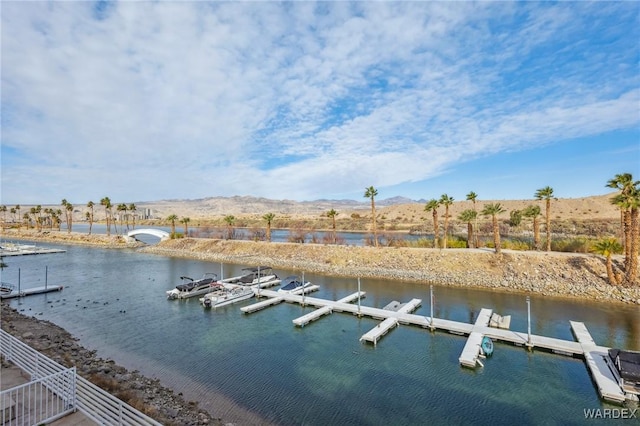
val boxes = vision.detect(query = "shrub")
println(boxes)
[551,237,594,253]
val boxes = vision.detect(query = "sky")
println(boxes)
[1,1,639,206]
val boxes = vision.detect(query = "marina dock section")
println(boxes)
[239,288,637,404]
[0,243,65,257]
[458,308,493,368]
[0,285,64,299]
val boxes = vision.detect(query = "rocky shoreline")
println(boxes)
[0,303,221,425]
[143,237,640,305]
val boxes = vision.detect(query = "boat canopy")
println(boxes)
[239,266,274,283]
[280,276,304,291]
[609,349,640,382]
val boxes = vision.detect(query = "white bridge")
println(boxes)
[126,228,170,242]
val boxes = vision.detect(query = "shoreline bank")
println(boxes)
[0,303,220,425]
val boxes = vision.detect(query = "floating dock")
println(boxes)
[293,291,366,327]
[459,308,493,368]
[360,298,422,345]
[238,288,635,404]
[0,243,65,257]
[0,285,64,299]
[570,321,626,404]
[241,286,320,314]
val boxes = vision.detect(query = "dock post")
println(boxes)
[429,285,435,331]
[257,266,262,297]
[45,266,48,290]
[526,296,533,350]
[357,278,362,317]
[301,271,305,307]
[18,268,21,295]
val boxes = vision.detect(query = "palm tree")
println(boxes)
[458,209,477,248]
[55,209,63,230]
[15,205,20,228]
[180,217,191,236]
[100,197,112,236]
[167,214,178,237]
[61,199,69,232]
[535,186,556,251]
[424,199,441,248]
[224,215,236,240]
[522,205,542,250]
[263,212,275,242]
[128,203,137,229]
[466,192,479,248]
[22,212,29,228]
[327,209,338,244]
[481,203,506,254]
[86,201,95,234]
[117,203,128,232]
[10,208,16,225]
[592,238,623,286]
[35,205,42,231]
[607,173,640,284]
[364,186,379,247]
[29,207,37,229]
[439,194,454,249]
[65,202,74,233]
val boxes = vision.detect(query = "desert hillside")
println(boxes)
[128,193,619,221]
[3,193,620,231]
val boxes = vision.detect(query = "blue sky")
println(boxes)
[1,1,639,205]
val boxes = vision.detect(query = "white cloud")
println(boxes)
[1,1,638,204]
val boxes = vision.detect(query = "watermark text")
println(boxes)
[584,408,637,419]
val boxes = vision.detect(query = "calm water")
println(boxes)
[2,240,639,425]
[63,223,421,246]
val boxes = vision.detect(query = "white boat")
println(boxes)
[200,285,254,308]
[222,266,280,287]
[277,276,314,294]
[166,273,220,300]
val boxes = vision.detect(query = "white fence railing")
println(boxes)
[1,368,76,425]
[0,329,162,425]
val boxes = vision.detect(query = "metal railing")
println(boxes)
[1,329,161,425]
[1,368,76,425]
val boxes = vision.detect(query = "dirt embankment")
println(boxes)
[143,237,640,305]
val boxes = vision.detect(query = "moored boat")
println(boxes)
[607,348,640,401]
[223,266,280,288]
[166,273,220,300]
[200,285,254,308]
[481,336,494,356]
[277,276,314,294]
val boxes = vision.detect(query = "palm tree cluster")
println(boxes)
[3,174,637,287]
[603,173,639,285]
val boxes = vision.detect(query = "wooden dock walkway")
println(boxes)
[241,286,320,314]
[293,291,366,327]
[360,298,422,345]
[0,285,64,300]
[459,308,493,368]
[0,244,65,257]
[238,288,634,404]
[570,321,626,404]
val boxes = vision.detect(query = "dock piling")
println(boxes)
[526,296,533,350]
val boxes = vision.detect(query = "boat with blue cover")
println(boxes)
[481,336,494,356]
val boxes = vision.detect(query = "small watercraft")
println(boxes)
[481,336,494,356]
[166,273,220,300]
[200,286,254,308]
[277,276,314,294]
